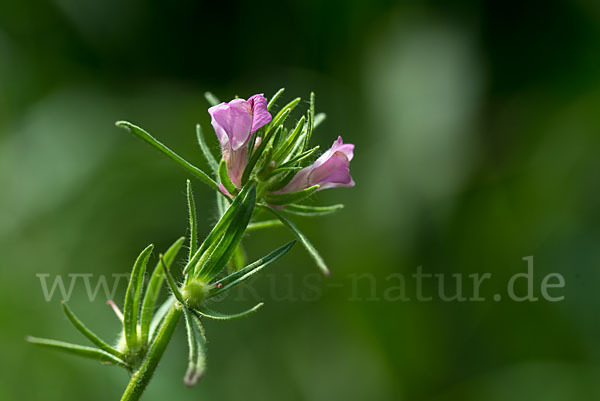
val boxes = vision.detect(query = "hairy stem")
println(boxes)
[120,304,182,401]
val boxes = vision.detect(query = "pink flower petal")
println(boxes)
[248,94,272,133]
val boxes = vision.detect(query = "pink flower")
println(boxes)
[278,136,355,194]
[209,94,272,187]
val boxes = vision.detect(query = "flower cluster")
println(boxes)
[208,92,355,205]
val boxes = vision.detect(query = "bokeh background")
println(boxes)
[2,0,600,400]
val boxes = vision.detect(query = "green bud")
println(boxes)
[182,279,211,309]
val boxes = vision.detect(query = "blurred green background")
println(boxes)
[2,0,600,400]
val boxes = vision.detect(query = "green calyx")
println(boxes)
[182,279,211,309]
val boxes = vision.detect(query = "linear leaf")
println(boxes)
[187,180,198,260]
[267,97,300,134]
[140,237,185,345]
[26,337,128,368]
[264,185,319,206]
[61,301,124,359]
[314,112,326,128]
[116,121,219,191]
[246,219,283,231]
[267,88,285,111]
[283,203,344,217]
[261,205,330,275]
[204,92,221,107]
[218,159,238,196]
[124,244,154,350]
[149,296,174,343]
[272,116,305,163]
[159,254,185,305]
[242,123,282,184]
[279,146,319,168]
[183,182,253,276]
[304,92,316,147]
[196,124,219,176]
[210,241,295,297]
[197,186,256,281]
[193,303,264,321]
[183,309,207,387]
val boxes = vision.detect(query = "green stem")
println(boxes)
[120,304,182,401]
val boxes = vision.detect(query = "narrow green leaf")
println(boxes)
[305,92,316,147]
[116,121,219,192]
[210,241,295,297]
[197,186,256,281]
[149,296,174,343]
[218,159,238,196]
[61,301,124,359]
[124,244,154,350]
[196,124,219,176]
[193,303,264,321]
[183,182,253,276]
[159,254,185,305]
[216,190,228,218]
[264,185,319,206]
[260,205,330,275]
[246,219,283,231]
[267,88,285,111]
[266,107,292,137]
[283,203,344,217]
[268,97,300,133]
[183,309,207,387]
[242,123,282,184]
[140,237,185,346]
[314,112,326,128]
[230,243,246,272]
[266,166,302,179]
[187,180,198,261]
[272,116,306,163]
[204,92,221,107]
[26,337,128,368]
[279,145,319,169]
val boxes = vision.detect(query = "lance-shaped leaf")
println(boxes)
[196,186,256,281]
[115,121,219,192]
[218,159,238,196]
[193,302,264,321]
[264,185,319,206]
[204,91,221,107]
[246,219,283,232]
[26,337,128,368]
[183,182,253,276]
[216,190,229,218]
[183,309,207,387]
[124,244,154,350]
[61,301,124,359]
[266,97,300,134]
[280,145,320,168]
[314,112,326,128]
[196,124,219,176]
[210,241,295,297]
[267,146,320,193]
[283,203,344,217]
[159,254,186,305]
[230,243,247,272]
[149,296,175,343]
[272,116,305,163]
[304,92,316,148]
[187,180,198,260]
[265,166,302,180]
[260,205,330,275]
[140,237,185,345]
[242,123,282,185]
[267,88,285,111]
